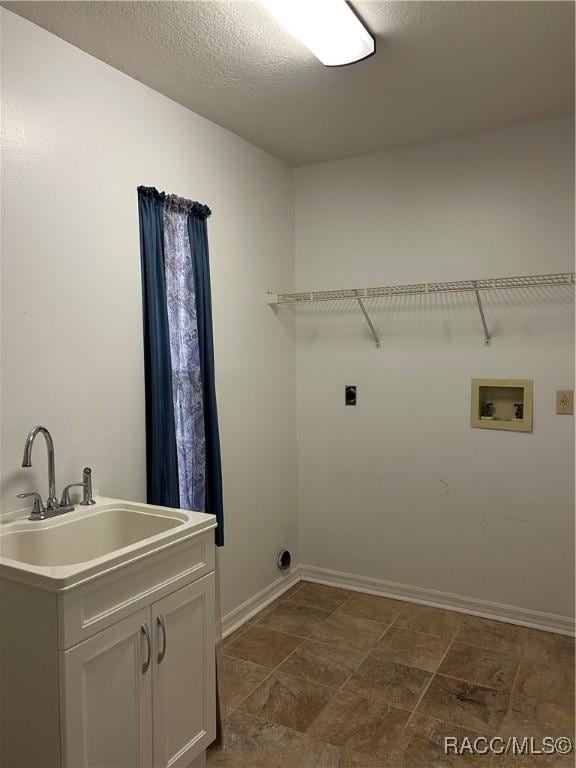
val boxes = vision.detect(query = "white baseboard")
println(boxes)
[220,563,574,639]
[221,567,302,638]
[299,564,576,637]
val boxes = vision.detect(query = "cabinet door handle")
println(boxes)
[157,615,167,663]
[156,614,166,664]
[141,623,151,673]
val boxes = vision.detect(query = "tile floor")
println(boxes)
[208,582,575,767]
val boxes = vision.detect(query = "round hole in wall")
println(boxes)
[277,550,291,571]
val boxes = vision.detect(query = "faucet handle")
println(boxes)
[17,492,47,521]
[60,483,86,508]
[80,467,96,505]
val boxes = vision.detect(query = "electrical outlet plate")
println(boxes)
[345,385,357,406]
[556,390,574,415]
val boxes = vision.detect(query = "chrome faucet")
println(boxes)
[19,426,74,520]
[22,426,60,510]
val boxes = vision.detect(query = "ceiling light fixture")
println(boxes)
[259,0,375,67]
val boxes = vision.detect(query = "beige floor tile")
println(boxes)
[248,600,284,625]
[244,585,304,627]
[248,590,303,625]
[217,601,575,768]
[398,733,476,767]
[312,611,387,652]
[307,689,410,760]
[396,714,492,767]
[394,604,462,640]
[208,710,341,768]
[417,674,510,731]
[222,625,249,646]
[290,583,352,612]
[343,653,432,710]
[438,642,520,691]
[224,625,303,668]
[513,658,575,709]
[491,749,576,768]
[215,698,394,768]
[279,638,366,688]
[279,583,305,601]
[239,670,337,733]
[373,627,450,672]
[248,610,273,625]
[337,748,400,767]
[304,738,349,768]
[257,601,332,638]
[337,593,405,625]
[522,628,575,664]
[221,655,270,710]
[454,617,525,655]
[500,691,575,739]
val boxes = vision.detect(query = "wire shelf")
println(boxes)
[268,272,575,304]
[267,272,575,348]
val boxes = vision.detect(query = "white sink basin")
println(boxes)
[1,507,186,566]
[0,497,216,590]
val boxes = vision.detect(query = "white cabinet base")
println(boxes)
[1,544,216,768]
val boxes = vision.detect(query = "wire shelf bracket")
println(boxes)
[267,272,575,349]
[473,282,491,346]
[356,291,381,348]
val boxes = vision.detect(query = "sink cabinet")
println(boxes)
[1,527,216,768]
[151,579,215,768]
[61,606,154,768]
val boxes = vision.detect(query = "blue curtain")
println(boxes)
[189,216,224,547]
[138,186,224,546]
[138,189,180,509]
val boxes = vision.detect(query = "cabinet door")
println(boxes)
[152,574,216,768]
[60,607,153,768]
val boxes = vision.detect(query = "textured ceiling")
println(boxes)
[3,1,574,166]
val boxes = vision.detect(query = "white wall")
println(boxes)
[0,9,296,616]
[294,117,575,620]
